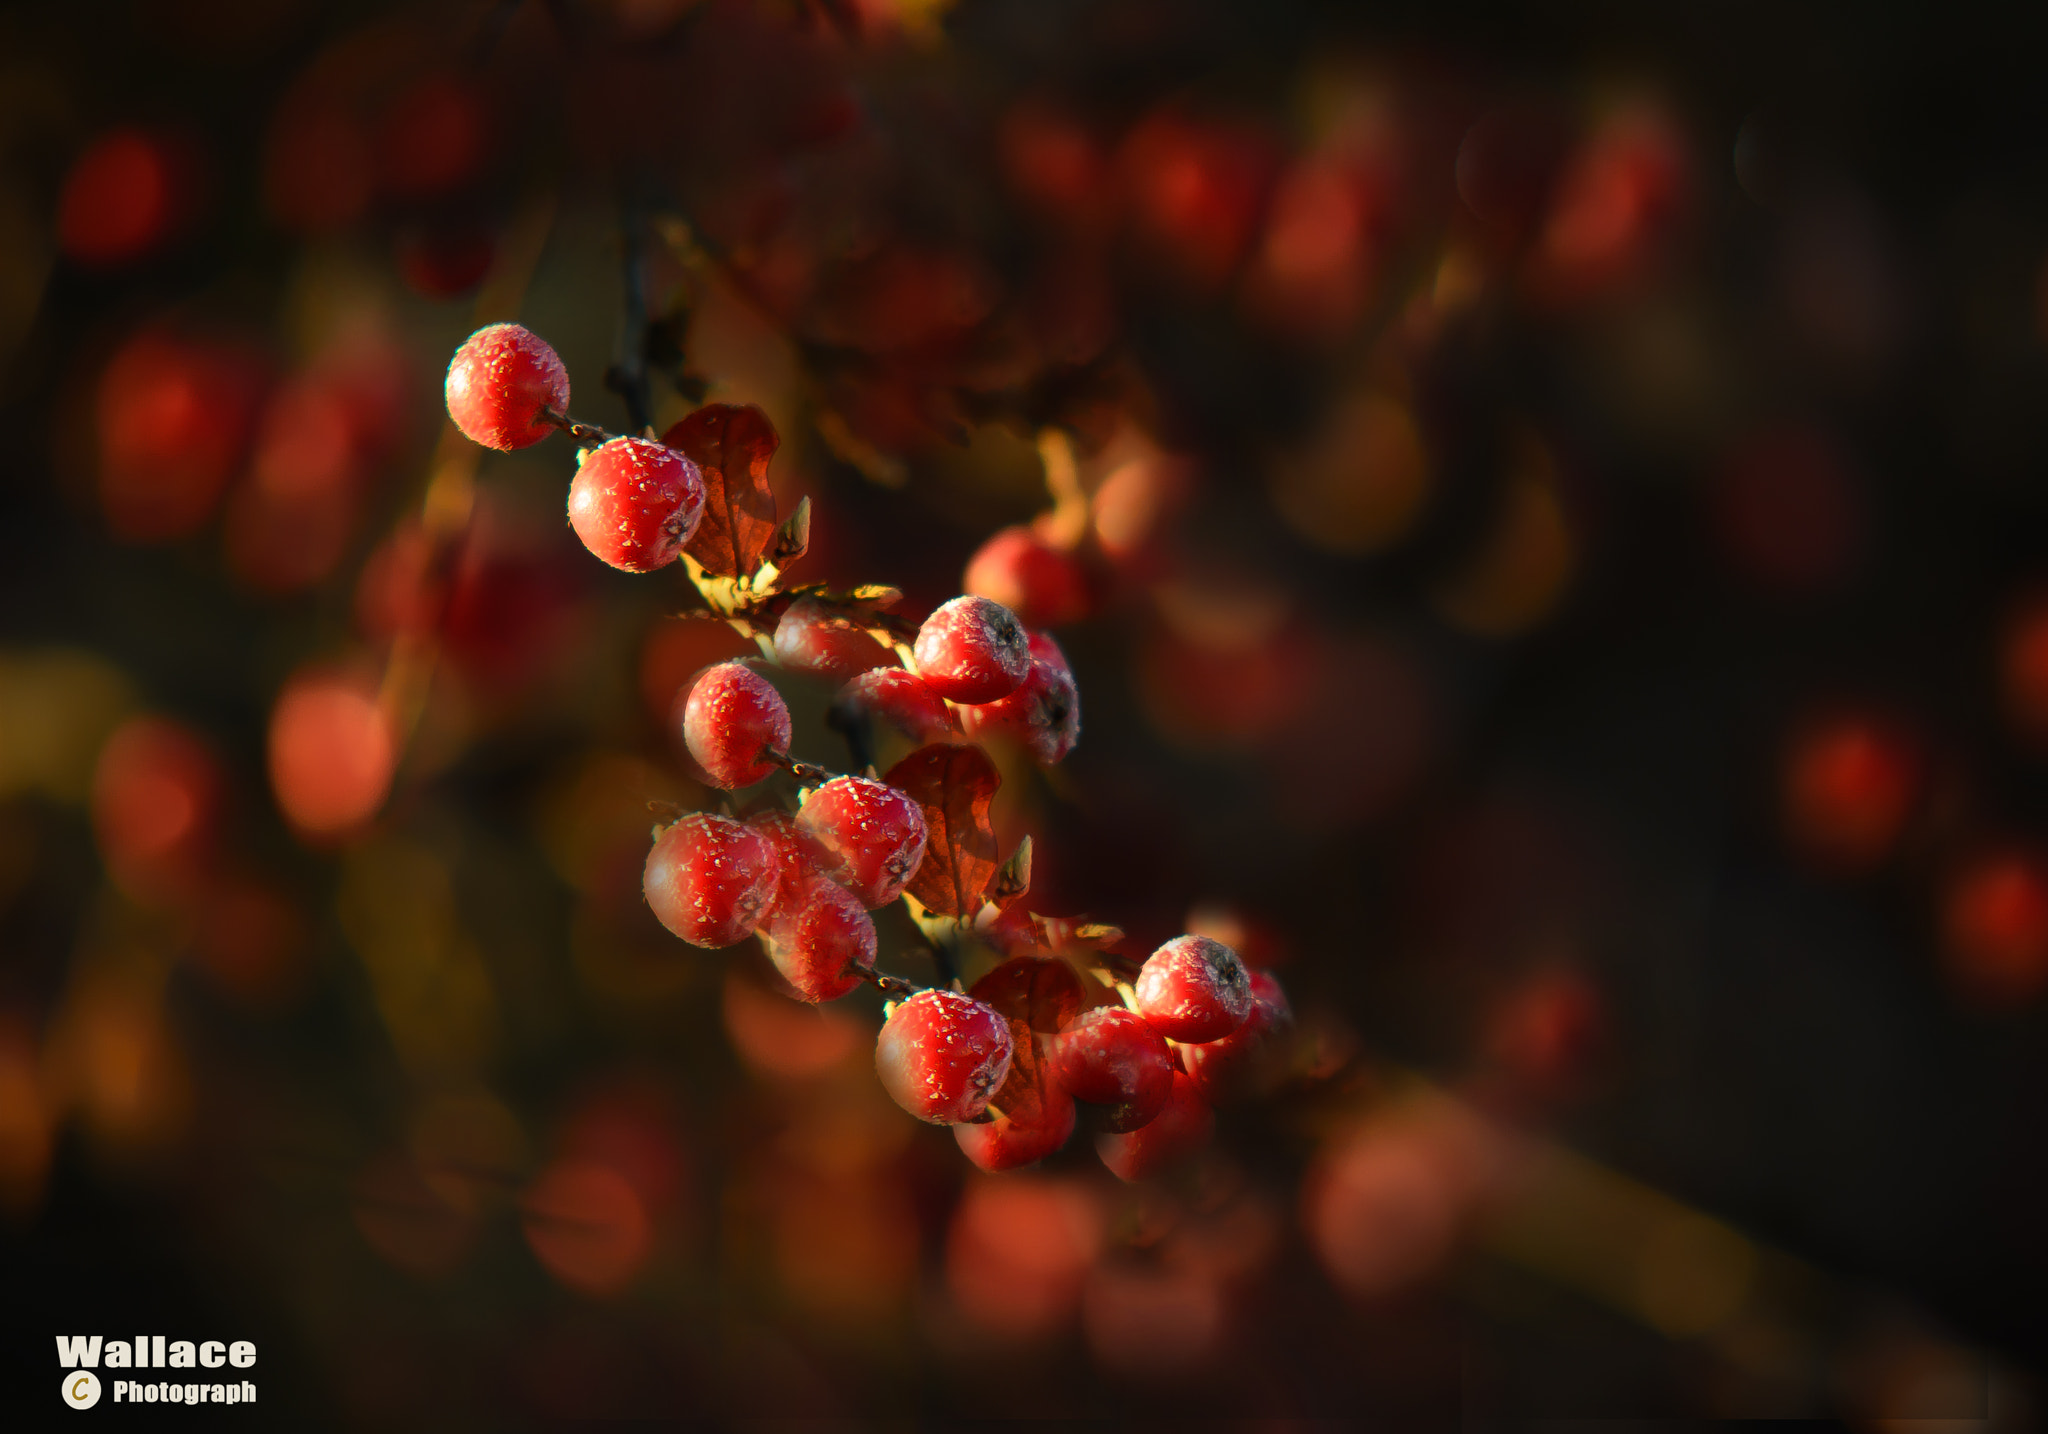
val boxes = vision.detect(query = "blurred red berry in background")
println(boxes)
[1941,851,2048,1008]
[58,129,199,268]
[95,330,264,544]
[91,716,223,908]
[1782,715,1919,873]
[268,665,396,841]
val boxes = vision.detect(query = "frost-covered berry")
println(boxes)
[959,648,1080,764]
[875,989,1014,1124]
[567,436,704,573]
[642,812,777,948]
[796,775,928,908]
[831,668,955,744]
[1095,1070,1214,1181]
[772,597,893,683]
[444,323,568,451]
[912,595,1031,704]
[1051,1005,1174,1133]
[1133,934,1253,1043]
[681,662,791,789]
[760,874,876,1002]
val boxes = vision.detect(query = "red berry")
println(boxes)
[746,809,820,922]
[268,667,395,840]
[642,812,777,949]
[681,663,791,789]
[1096,1070,1214,1181]
[1181,969,1291,1104]
[796,775,928,908]
[59,129,186,268]
[96,330,264,544]
[772,598,893,683]
[1051,1006,1174,1133]
[444,323,568,452]
[960,651,1081,764]
[913,595,1031,704]
[954,1072,1076,1171]
[963,524,1092,629]
[831,668,955,744]
[92,716,224,906]
[875,989,1015,1124]
[1028,629,1071,677]
[567,436,705,573]
[1134,934,1253,1042]
[760,874,877,1002]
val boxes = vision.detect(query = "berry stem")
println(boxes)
[758,747,841,789]
[854,966,925,999]
[540,407,617,448]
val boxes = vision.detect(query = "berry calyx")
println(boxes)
[964,524,1093,629]
[1050,1006,1174,1133]
[1095,1070,1214,1181]
[875,989,1015,1124]
[772,597,893,683]
[760,874,877,1002]
[913,595,1032,704]
[832,668,955,744]
[796,775,929,908]
[959,649,1081,764]
[680,663,792,789]
[642,812,777,948]
[567,436,705,573]
[1181,968,1292,1104]
[444,323,569,451]
[1133,933,1253,1042]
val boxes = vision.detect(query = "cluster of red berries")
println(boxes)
[445,322,1284,1179]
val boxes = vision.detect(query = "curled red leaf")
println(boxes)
[885,742,1000,917]
[971,954,1083,1035]
[661,403,780,578]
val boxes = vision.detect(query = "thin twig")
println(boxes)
[605,184,655,434]
[540,408,617,447]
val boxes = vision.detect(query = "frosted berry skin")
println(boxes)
[567,436,705,573]
[912,595,1032,704]
[444,323,568,451]
[643,813,777,949]
[772,598,893,683]
[796,775,929,908]
[760,875,877,1002]
[960,652,1080,764]
[746,809,820,923]
[1096,1070,1214,1181]
[682,663,792,789]
[875,989,1015,1124]
[954,1077,1076,1171]
[963,524,1092,629]
[1051,1006,1174,1132]
[832,668,955,743]
[1182,968,1292,1104]
[1134,934,1253,1042]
